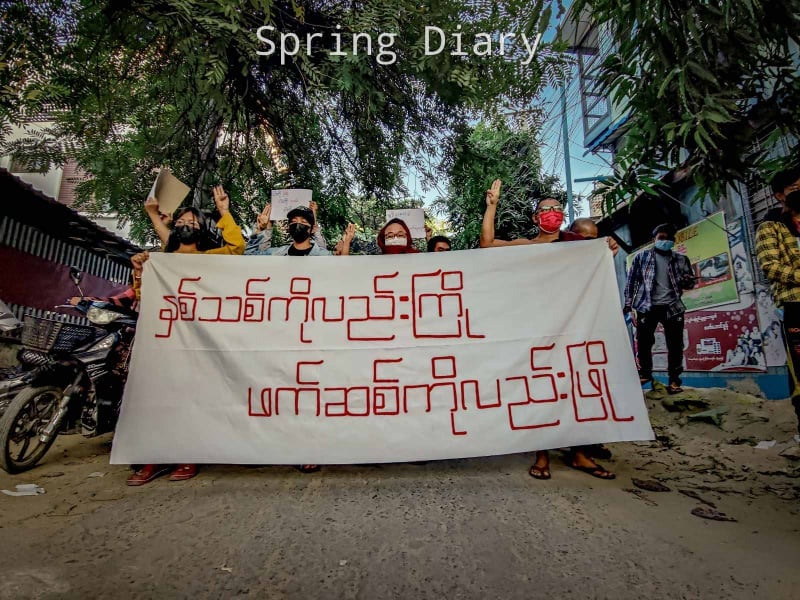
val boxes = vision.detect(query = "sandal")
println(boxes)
[297,465,321,473]
[168,464,198,481]
[569,461,615,480]
[127,465,169,486]
[667,383,684,394]
[528,464,551,480]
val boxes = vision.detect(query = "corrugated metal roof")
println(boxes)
[0,168,141,265]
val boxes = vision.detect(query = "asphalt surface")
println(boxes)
[0,433,799,599]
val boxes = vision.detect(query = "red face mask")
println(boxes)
[538,211,564,233]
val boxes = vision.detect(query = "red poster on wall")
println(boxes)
[640,301,766,373]
[682,303,765,372]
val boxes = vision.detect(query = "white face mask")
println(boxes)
[385,237,407,247]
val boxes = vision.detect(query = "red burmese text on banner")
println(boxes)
[110,241,654,465]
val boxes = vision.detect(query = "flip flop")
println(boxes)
[667,383,684,394]
[569,462,615,480]
[528,464,551,480]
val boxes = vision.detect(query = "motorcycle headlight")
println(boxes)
[86,307,123,325]
[87,333,116,353]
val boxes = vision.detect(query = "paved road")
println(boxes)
[0,434,798,599]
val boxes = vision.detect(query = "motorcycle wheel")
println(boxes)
[0,385,63,474]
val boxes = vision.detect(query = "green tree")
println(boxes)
[433,120,564,249]
[573,0,800,210]
[1,0,565,243]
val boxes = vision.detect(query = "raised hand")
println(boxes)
[339,223,356,256]
[309,200,318,219]
[144,196,160,216]
[131,251,150,274]
[212,185,230,216]
[342,223,356,244]
[256,203,272,231]
[485,179,502,207]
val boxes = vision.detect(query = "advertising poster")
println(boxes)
[682,303,765,372]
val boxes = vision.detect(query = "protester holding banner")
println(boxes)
[377,218,419,254]
[159,186,245,255]
[480,181,581,247]
[126,185,244,485]
[755,167,800,434]
[248,208,355,471]
[478,178,617,481]
[623,224,696,395]
[246,205,348,256]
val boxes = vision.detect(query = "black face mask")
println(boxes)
[288,222,311,243]
[785,190,800,213]
[175,225,200,244]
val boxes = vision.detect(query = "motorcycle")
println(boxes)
[0,299,22,336]
[0,267,137,473]
[0,299,25,411]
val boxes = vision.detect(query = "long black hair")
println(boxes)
[164,207,219,252]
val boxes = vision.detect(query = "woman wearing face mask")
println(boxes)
[377,219,419,254]
[163,186,246,255]
[126,185,244,486]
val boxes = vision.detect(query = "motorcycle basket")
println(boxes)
[21,315,95,352]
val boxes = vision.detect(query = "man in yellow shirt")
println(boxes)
[755,166,800,435]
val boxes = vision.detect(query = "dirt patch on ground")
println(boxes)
[0,387,798,599]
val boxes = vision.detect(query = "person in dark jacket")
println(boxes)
[623,223,696,394]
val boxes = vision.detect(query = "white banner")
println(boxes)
[110,241,653,464]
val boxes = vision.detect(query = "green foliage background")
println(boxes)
[573,0,800,211]
[0,0,566,243]
[434,120,564,248]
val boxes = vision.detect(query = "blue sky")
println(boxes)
[406,0,612,220]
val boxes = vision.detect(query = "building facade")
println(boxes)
[1,112,132,241]
[0,169,140,327]
[559,4,796,399]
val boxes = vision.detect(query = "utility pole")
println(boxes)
[560,79,575,224]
